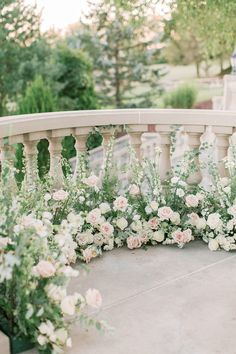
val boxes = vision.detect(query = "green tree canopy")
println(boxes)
[0,0,41,115]
[67,0,164,108]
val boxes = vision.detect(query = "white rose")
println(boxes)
[42,211,53,220]
[60,294,79,316]
[116,217,128,230]
[52,190,69,201]
[207,213,222,230]
[208,238,219,251]
[46,284,66,302]
[150,201,158,211]
[99,202,111,214]
[39,321,54,336]
[171,176,179,184]
[145,206,152,214]
[152,230,165,242]
[176,189,185,197]
[196,218,206,230]
[37,335,47,346]
[85,288,102,309]
[54,328,68,345]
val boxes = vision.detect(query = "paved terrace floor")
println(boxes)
[24,240,236,354]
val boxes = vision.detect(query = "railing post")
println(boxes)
[48,136,64,189]
[23,139,38,188]
[0,139,18,191]
[186,126,204,184]
[214,127,232,177]
[73,127,91,182]
[128,125,148,160]
[155,125,171,181]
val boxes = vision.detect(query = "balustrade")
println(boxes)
[0,109,236,190]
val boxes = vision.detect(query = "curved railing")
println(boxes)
[0,108,236,189]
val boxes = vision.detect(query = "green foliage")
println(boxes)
[166,0,236,74]
[49,45,98,111]
[163,84,197,109]
[0,0,41,115]
[68,0,163,108]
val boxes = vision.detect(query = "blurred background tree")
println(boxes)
[66,0,164,108]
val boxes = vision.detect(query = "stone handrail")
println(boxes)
[0,108,236,189]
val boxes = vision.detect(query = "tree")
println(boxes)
[49,44,98,110]
[166,0,236,75]
[0,0,41,115]
[68,0,163,108]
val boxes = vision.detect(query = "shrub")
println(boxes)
[163,84,197,109]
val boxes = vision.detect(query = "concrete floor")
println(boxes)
[24,241,236,354]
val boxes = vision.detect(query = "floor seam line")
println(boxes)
[98,254,236,313]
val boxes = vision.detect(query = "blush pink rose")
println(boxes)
[52,190,69,201]
[158,206,173,220]
[100,222,114,236]
[172,229,192,245]
[85,288,102,309]
[129,184,140,196]
[113,196,128,212]
[148,217,159,230]
[127,235,142,249]
[83,174,99,188]
[34,260,56,278]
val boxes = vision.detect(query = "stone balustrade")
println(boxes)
[0,109,236,190]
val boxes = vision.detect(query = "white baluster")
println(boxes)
[23,139,38,188]
[186,127,203,184]
[215,128,231,177]
[48,136,64,189]
[74,128,90,182]
[0,140,18,191]
[199,126,217,191]
[128,125,148,160]
[155,126,171,181]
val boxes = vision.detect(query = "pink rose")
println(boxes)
[83,175,99,188]
[172,229,192,245]
[85,288,102,309]
[148,217,159,230]
[127,235,142,249]
[52,190,69,201]
[34,260,56,278]
[158,207,173,220]
[86,208,102,225]
[100,222,114,236]
[185,195,199,208]
[113,196,128,212]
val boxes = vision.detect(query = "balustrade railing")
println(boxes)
[0,109,236,190]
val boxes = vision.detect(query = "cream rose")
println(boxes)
[129,184,140,196]
[208,238,219,251]
[152,230,165,242]
[185,194,199,208]
[86,208,102,225]
[85,288,102,309]
[99,202,111,214]
[116,217,128,230]
[170,212,180,225]
[60,294,79,316]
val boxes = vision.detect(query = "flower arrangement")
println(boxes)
[1,128,236,353]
